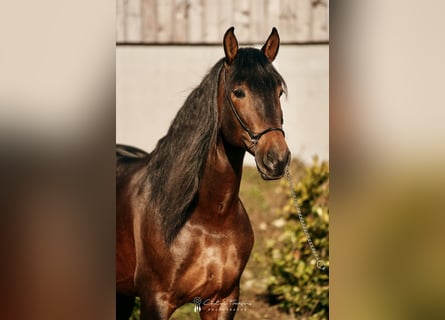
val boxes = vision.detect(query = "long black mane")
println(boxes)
[147,59,224,244]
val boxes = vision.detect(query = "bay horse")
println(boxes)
[117,27,290,320]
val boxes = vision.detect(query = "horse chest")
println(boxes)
[170,220,253,299]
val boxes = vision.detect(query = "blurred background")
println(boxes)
[2,1,445,319]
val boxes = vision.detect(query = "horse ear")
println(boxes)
[261,27,280,62]
[223,26,238,65]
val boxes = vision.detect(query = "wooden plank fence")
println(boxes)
[116,0,329,44]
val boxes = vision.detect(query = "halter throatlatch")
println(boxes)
[225,93,285,151]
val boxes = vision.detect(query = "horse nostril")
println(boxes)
[285,150,291,166]
[267,151,278,166]
[264,149,291,174]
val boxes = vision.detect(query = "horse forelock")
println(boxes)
[225,48,287,96]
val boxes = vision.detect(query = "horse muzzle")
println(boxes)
[255,133,291,180]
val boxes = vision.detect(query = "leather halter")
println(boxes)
[223,67,285,151]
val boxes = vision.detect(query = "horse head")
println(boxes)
[220,27,291,180]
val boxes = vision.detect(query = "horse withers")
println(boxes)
[117,27,290,320]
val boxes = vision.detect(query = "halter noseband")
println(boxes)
[223,68,285,151]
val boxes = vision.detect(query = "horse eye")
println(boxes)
[233,89,245,98]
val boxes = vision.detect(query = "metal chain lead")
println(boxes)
[285,167,327,271]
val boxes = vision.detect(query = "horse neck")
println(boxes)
[197,137,245,216]
[196,66,245,217]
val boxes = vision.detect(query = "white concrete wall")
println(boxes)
[116,45,328,164]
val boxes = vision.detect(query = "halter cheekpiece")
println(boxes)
[223,67,285,151]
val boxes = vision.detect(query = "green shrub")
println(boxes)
[266,157,329,319]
